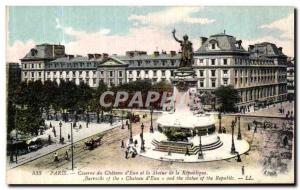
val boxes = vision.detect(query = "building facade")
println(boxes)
[20,33,288,107]
[287,57,295,94]
[194,33,288,109]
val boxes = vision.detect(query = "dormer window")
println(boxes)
[212,43,216,49]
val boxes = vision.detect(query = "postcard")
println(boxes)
[6,6,295,185]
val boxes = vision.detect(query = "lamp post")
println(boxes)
[198,131,203,159]
[218,112,222,133]
[150,106,154,133]
[110,107,113,125]
[237,115,242,140]
[129,122,133,144]
[121,110,124,129]
[141,123,144,134]
[71,122,74,170]
[59,121,62,143]
[230,120,236,154]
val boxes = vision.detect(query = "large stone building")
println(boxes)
[287,57,295,94]
[194,33,288,109]
[20,33,288,108]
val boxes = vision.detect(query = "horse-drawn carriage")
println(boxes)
[84,135,103,150]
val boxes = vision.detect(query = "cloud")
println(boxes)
[6,40,36,62]
[243,36,294,57]
[244,14,295,57]
[61,26,183,56]
[128,7,215,27]
[260,14,294,40]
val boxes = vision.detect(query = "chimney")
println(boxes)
[200,37,208,46]
[170,51,176,57]
[278,47,283,53]
[68,54,74,59]
[248,45,254,52]
[102,53,109,59]
[236,40,242,49]
[88,54,94,60]
[94,53,102,59]
[154,51,159,57]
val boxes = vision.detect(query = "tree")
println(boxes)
[215,85,240,113]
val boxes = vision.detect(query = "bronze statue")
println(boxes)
[172,29,194,68]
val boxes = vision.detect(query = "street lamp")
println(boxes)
[129,122,133,144]
[230,120,236,154]
[150,106,154,133]
[198,132,203,159]
[141,123,144,134]
[121,110,124,129]
[237,115,242,140]
[59,121,62,143]
[140,139,145,152]
[110,107,113,125]
[70,123,74,170]
[218,112,222,133]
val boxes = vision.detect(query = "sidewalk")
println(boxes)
[7,120,122,169]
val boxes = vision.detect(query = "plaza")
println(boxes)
[6,105,294,184]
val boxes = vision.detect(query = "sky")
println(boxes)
[6,6,294,62]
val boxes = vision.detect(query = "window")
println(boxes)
[137,71,140,77]
[235,70,238,76]
[171,60,175,66]
[162,70,165,76]
[119,71,123,77]
[223,79,228,85]
[199,59,203,63]
[212,43,216,49]
[162,61,166,66]
[199,80,204,87]
[118,79,123,85]
[211,79,216,87]
[128,71,132,75]
[24,64,27,69]
[211,70,216,77]
[38,72,41,77]
[32,64,34,68]
[39,63,41,68]
[109,71,113,77]
[223,59,227,65]
[93,78,96,84]
[24,72,27,76]
[199,70,204,77]
[31,72,34,77]
[170,70,174,76]
[153,70,157,76]
[211,59,215,65]
[223,70,228,75]
[137,61,142,66]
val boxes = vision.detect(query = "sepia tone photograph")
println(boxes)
[5,6,295,185]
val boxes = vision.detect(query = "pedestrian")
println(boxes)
[125,150,128,159]
[185,147,190,156]
[65,150,69,160]
[48,135,52,145]
[53,127,56,137]
[242,166,245,175]
[134,139,138,147]
[79,124,82,129]
[121,140,125,148]
[86,122,89,128]
[254,126,257,133]
[54,152,59,162]
[248,123,251,131]
[49,122,52,128]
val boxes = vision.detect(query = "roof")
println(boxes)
[249,42,287,58]
[115,53,181,61]
[195,33,247,54]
